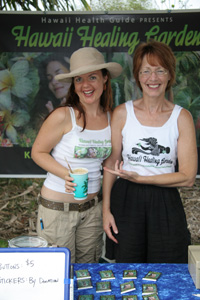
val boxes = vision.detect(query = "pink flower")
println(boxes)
[1,138,13,147]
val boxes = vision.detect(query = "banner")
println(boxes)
[0,11,200,176]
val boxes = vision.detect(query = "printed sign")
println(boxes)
[0,247,70,300]
[0,11,200,176]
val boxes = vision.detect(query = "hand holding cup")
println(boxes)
[69,168,88,200]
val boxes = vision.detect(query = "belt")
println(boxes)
[38,194,102,212]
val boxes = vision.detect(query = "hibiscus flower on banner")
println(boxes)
[0,53,40,147]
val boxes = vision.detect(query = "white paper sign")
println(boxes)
[0,247,70,300]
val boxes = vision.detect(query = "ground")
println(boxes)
[0,178,199,246]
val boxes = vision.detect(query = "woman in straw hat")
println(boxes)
[31,47,122,263]
[103,40,197,263]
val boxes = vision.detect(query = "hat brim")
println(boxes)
[54,62,122,82]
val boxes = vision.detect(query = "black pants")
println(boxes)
[105,178,190,263]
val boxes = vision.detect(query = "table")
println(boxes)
[73,263,199,299]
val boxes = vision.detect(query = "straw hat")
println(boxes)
[55,47,122,82]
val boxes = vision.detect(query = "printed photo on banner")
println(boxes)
[0,11,200,175]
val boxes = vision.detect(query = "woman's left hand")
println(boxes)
[65,174,76,193]
[103,160,139,182]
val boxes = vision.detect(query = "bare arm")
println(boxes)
[102,104,126,243]
[105,108,198,188]
[31,107,72,180]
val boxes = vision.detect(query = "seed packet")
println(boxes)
[78,295,94,300]
[75,269,91,280]
[123,270,137,279]
[120,281,136,294]
[100,270,115,280]
[122,296,138,300]
[142,293,160,300]
[142,271,162,281]
[142,283,158,295]
[96,281,112,293]
[77,278,93,290]
[100,296,115,300]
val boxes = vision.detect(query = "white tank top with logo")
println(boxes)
[44,107,111,194]
[122,100,182,176]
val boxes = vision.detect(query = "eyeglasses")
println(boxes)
[139,68,168,78]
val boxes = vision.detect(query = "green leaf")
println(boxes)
[12,110,30,127]
[11,60,29,78]
[174,89,191,109]
[0,90,12,110]
[6,124,17,144]
[12,77,33,98]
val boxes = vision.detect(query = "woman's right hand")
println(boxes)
[65,174,76,193]
[103,210,118,244]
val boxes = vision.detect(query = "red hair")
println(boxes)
[133,40,176,91]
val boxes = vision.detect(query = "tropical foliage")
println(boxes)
[0,0,193,12]
[0,52,41,146]
[0,0,91,11]
[1,50,200,147]
[82,0,153,11]
[174,51,200,146]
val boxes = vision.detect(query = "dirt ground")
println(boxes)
[0,177,199,245]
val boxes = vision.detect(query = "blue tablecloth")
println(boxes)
[73,263,199,299]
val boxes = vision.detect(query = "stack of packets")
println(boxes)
[75,268,162,300]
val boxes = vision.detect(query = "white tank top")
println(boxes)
[122,100,182,176]
[44,107,111,194]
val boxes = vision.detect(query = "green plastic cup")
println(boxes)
[70,168,88,200]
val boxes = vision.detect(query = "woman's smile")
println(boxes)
[74,70,107,105]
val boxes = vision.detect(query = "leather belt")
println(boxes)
[38,194,102,212]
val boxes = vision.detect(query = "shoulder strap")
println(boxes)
[69,107,76,127]
[170,104,183,121]
[125,100,134,116]
[107,111,111,124]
